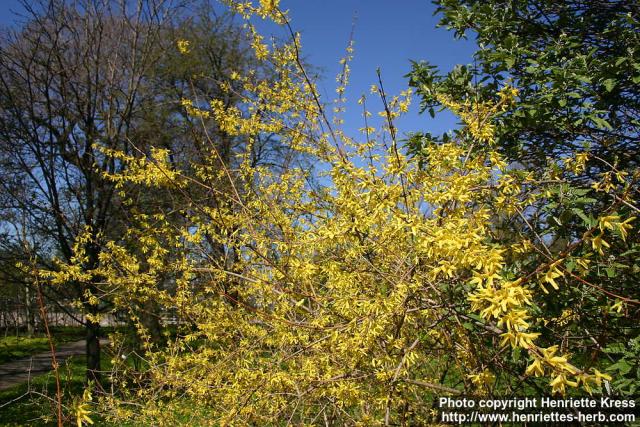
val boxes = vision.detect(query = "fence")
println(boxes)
[0,298,121,335]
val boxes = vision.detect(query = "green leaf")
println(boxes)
[505,57,515,68]
[572,208,594,226]
[512,347,521,362]
[466,313,483,322]
[571,188,590,196]
[604,343,626,354]
[608,359,632,375]
[603,78,616,92]
[591,116,613,130]
[615,57,627,66]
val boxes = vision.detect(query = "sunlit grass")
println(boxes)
[0,327,86,364]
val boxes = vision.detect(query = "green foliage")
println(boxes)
[605,336,640,396]
[408,0,640,398]
[408,0,640,175]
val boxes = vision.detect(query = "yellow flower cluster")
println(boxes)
[435,85,517,143]
[177,39,190,54]
[40,1,638,424]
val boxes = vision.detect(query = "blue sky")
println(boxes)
[0,0,476,141]
[277,0,475,140]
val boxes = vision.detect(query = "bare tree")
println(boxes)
[0,0,301,384]
[0,0,189,383]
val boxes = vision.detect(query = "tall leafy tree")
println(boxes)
[408,0,640,394]
[409,0,639,173]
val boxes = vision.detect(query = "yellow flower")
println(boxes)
[591,233,610,255]
[617,216,636,241]
[75,388,93,427]
[500,330,539,349]
[542,261,564,292]
[176,39,190,54]
[258,0,280,16]
[611,300,625,314]
[592,369,612,386]
[525,358,545,377]
[550,374,578,395]
[468,369,495,390]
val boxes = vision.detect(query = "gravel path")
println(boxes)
[0,339,107,391]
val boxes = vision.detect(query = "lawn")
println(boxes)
[0,352,207,426]
[0,327,86,365]
[0,355,88,426]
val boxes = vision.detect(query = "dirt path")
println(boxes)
[0,339,108,391]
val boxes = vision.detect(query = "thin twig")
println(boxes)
[35,270,63,427]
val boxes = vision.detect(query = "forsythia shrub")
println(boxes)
[43,1,637,424]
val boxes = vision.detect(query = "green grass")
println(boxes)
[0,327,86,365]
[0,328,135,427]
[0,356,87,426]
[0,327,219,425]
[0,353,126,426]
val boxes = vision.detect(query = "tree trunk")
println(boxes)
[142,300,164,347]
[24,285,34,336]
